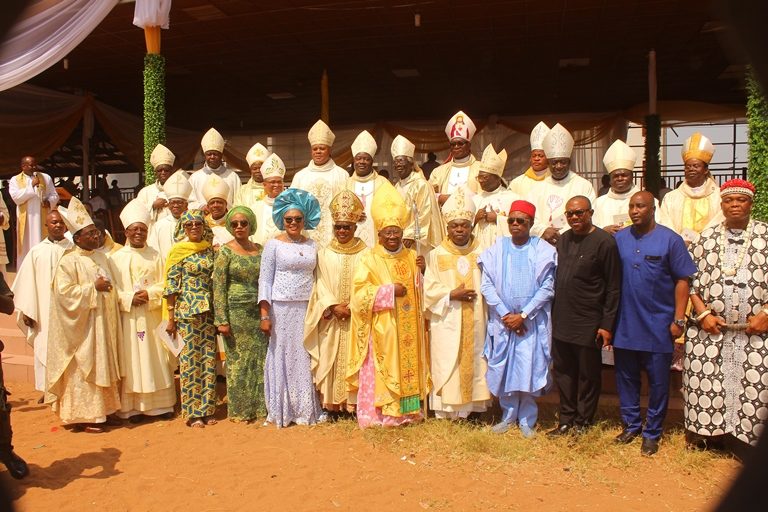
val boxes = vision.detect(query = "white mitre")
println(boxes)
[261,153,286,180]
[442,186,476,223]
[351,130,377,157]
[542,123,574,159]
[202,174,231,205]
[201,127,225,153]
[150,143,175,169]
[119,198,152,228]
[603,139,637,173]
[164,171,192,200]
[479,144,507,177]
[445,110,476,141]
[530,122,550,151]
[390,135,415,159]
[63,197,94,234]
[246,143,271,167]
[308,120,335,147]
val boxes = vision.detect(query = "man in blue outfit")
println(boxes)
[613,191,696,455]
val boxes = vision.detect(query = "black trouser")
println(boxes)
[552,338,602,427]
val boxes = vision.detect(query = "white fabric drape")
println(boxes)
[0,0,119,92]
[133,0,172,29]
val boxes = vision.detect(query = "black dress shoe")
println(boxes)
[0,450,29,479]
[641,437,660,456]
[615,429,641,444]
[547,424,572,437]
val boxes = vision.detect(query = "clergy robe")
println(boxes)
[147,214,180,268]
[207,215,234,248]
[473,186,520,250]
[346,173,391,248]
[304,238,368,408]
[395,170,444,252]
[234,178,265,210]
[188,165,241,210]
[423,237,490,417]
[348,245,429,425]
[109,244,176,418]
[0,197,9,272]
[508,167,550,198]
[592,185,659,229]
[11,237,73,391]
[45,247,121,424]
[291,160,349,248]
[658,178,723,243]
[9,171,59,266]
[529,171,596,237]
[428,156,481,195]
[135,181,170,225]
[251,197,283,246]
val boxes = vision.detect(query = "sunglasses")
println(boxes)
[183,221,203,228]
[507,217,528,225]
[284,216,304,224]
[449,140,467,147]
[334,224,354,230]
[565,209,589,218]
[230,220,249,228]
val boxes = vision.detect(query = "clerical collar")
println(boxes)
[352,171,378,183]
[453,155,471,165]
[306,159,337,172]
[48,236,65,243]
[329,237,366,255]
[441,236,478,255]
[550,171,573,185]
[606,185,637,200]
[203,163,225,174]
[264,196,276,206]
[382,245,403,255]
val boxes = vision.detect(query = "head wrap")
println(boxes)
[351,130,377,157]
[390,135,415,159]
[272,188,321,230]
[173,209,213,243]
[308,120,335,147]
[201,127,225,153]
[246,143,270,167]
[720,179,755,198]
[164,170,192,200]
[682,132,715,164]
[63,196,94,234]
[119,198,151,229]
[508,200,536,220]
[479,144,508,177]
[530,122,550,151]
[225,205,257,236]
[371,180,410,232]
[445,110,476,141]
[441,187,476,223]
[150,144,175,169]
[542,123,574,159]
[603,139,637,173]
[330,189,365,223]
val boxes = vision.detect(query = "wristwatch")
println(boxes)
[673,318,687,328]
[520,312,528,320]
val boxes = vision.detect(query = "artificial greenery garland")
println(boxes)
[747,69,768,221]
[644,113,662,198]
[143,53,166,185]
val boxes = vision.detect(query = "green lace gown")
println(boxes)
[213,245,268,421]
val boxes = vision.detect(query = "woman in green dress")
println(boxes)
[213,206,268,422]
[164,210,218,429]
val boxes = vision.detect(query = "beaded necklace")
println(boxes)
[719,220,754,277]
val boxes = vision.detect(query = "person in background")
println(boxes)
[420,152,439,180]
[508,122,550,197]
[135,144,177,224]
[234,143,271,210]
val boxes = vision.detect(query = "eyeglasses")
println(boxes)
[230,220,249,228]
[183,221,203,228]
[284,216,304,224]
[507,217,528,225]
[449,140,467,147]
[379,230,402,238]
[334,224,354,230]
[565,209,589,218]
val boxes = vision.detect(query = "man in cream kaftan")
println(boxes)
[134,144,178,225]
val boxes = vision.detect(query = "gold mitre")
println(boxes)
[63,196,94,234]
[261,153,286,180]
[308,119,335,147]
[542,123,574,159]
[330,189,365,223]
[164,171,192,200]
[442,187,476,223]
[682,132,714,164]
[479,144,507,177]
[530,121,550,151]
[371,180,410,232]
[390,135,415,159]
[246,143,271,167]
[150,143,175,169]
[201,127,225,153]
[119,198,151,229]
[202,174,231,204]
[603,139,637,173]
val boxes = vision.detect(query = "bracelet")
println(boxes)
[762,307,768,317]
[260,316,270,321]
[695,309,712,322]
[166,305,175,311]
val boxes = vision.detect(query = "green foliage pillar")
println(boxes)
[143,53,166,185]
[747,69,768,221]
[644,114,662,198]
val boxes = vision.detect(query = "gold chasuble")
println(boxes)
[349,245,428,415]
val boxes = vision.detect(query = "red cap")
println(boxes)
[720,179,755,197]
[508,200,536,219]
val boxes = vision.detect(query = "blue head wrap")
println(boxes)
[272,188,321,230]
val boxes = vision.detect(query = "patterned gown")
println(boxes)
[685,220,768,445]
[258,238,323,427]
[213,245,268,421]
[164,248,217,420]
